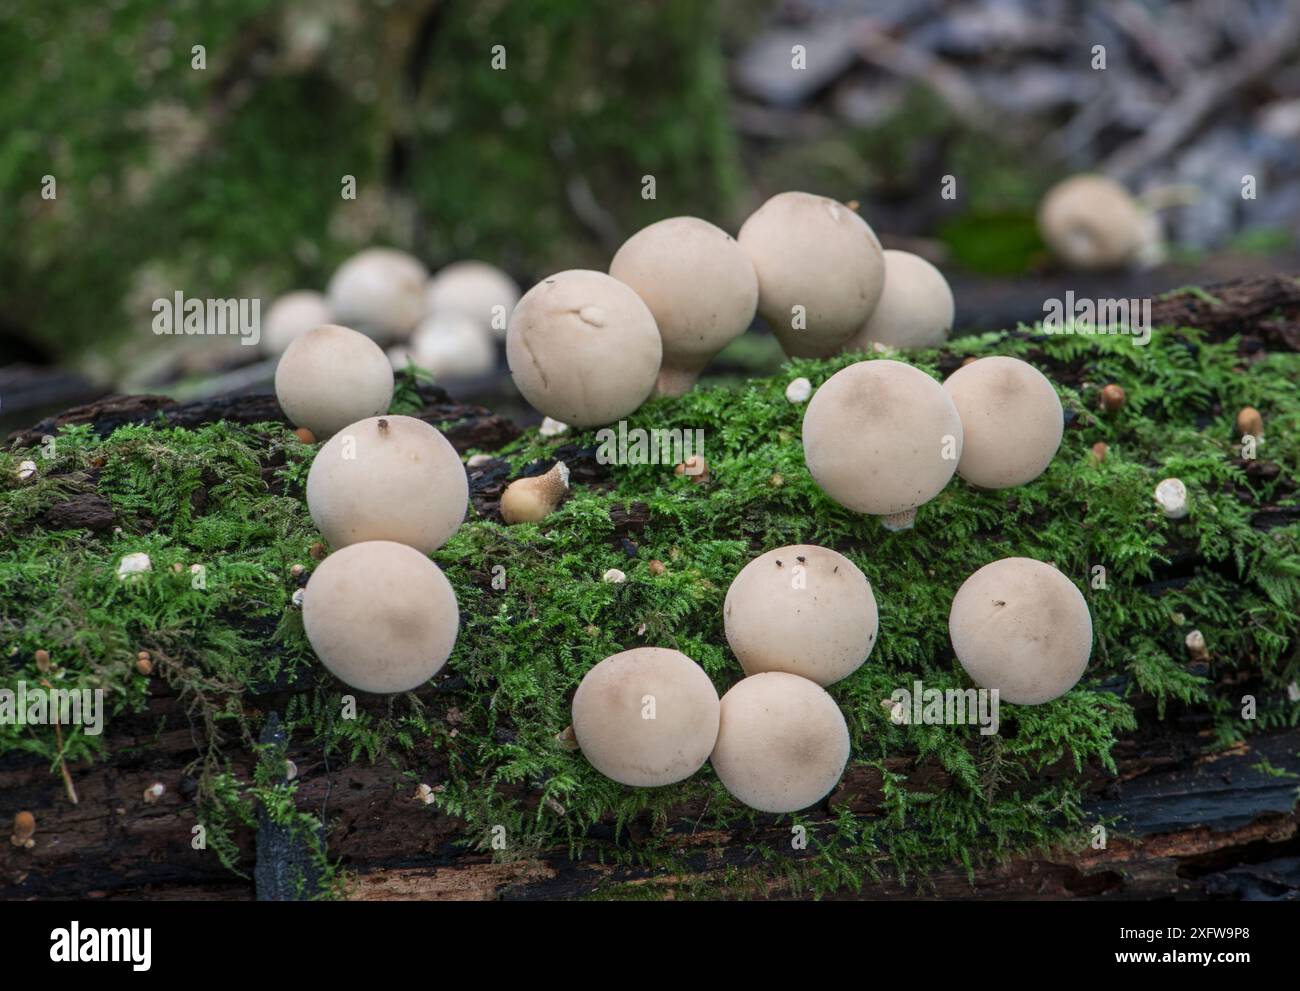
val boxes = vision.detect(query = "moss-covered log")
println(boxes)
[2,279,1299,900]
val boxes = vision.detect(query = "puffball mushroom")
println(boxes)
[1038,174,1147,270]
[710,671,850,813]
[948,557,1093,705]
[506,270,662,427]
[724,545,878,687]
[737,191,885,358]
[500,462,569,524]
[571,647,720,787]
[261,290,332,356]
[275,324,393,438]
[609,216,758,395]
[802,359,963,530]
[425,260,520,339]
[303,540,458,694]
[845,250,954,352]
[942,356,1063,489]
[306,415,467,553]
[326,247,428,342]
[404,310,496,380]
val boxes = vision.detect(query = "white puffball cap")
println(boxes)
[949,557,1093,705]
[802,359,963,517]
[711,671,850,813]
[306,414,467,553]
[1155,477,1189,518]
[737,191,885,358]
[571,647,720,787]
[943,355,1063,489]
[326,247,429,341]
[1038,175,1146,270]
[425,260,520,340]
[303,540,458,693]
[846,250,954,351]
[261,290,333,356]
[506,269,662,427]
[406,310,496,380]
[274,324,394,439]
[724,545,878,687]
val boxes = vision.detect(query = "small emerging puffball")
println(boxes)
[303,540,458,694]
[785,377,812,404]
[1155,477,1189,519]
[506,270,662,427]
[845,250,954,352]
[802,359,963,517]
[425,260,520,339]
[307,415,467,553]
[117,552,152,579]
[275,324,393,438]
[406,311,495,380]
[1038,175,1146,270]
[609,217,757,395]
[724,545,877,687]
[711,671,850,813]
[261,290,332,356]
[326,247,428,342]
[949,557,1093,705]
[942,356,1063,489]
[737,191,885,358]
[571,647,720,787]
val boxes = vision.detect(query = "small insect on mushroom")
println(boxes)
[572,648,720,787]
[737,191,885,358]
[307,415,468,553]
[1098,383,1126,412]
[724,545,878,687]
[500,462,570,524]
[275,324,394,440]
[303,540,459,694]
[10,811,36,849]
[844,250,954,352]
[610,217,758,395]
[948,557,1093,705]
[710,671,850,813]
[507,270,662,427]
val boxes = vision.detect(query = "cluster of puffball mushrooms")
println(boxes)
[272,188,1097,815]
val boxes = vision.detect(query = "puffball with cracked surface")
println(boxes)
[326,247,428,341]
[802,359,963,529]
[506,269,662,427]
[303,540,458,694]
[275,324,393,438]
[724,545,877,687]
[306,414,467,553]
[737,191,884,358]
[845,250,953,352]
[1038,175,1147,270]
[261,290,332,356]
[711,671,850,813]
[609,217,757,395]
[571,647,720,787]
[949,557,1092,705]
[942,355,1063,489]
[425,260,520,339]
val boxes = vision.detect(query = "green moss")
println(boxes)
[3,317,1299,899]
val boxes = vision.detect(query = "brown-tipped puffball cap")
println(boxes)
[949,557,1092,705]
[1038,175,1146,270]
[500,462,570,524]
[710,671,850,813]
[943,355,1063,489]
[724,545,878,687]
[262,290,333,356]
[405,310,496,380]
[274,324,394,438]
[802,359,963,517]
[326,247,429,342]
[846,250,954,352]
[303,540,458,693]
[425,261,520,340]
[571,647,720,787]
[506,269,662,427]
[737,191,885,358]
[306,414,467,553]
[609,217,758,395]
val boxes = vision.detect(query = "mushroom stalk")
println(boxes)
[501,462,570,524]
